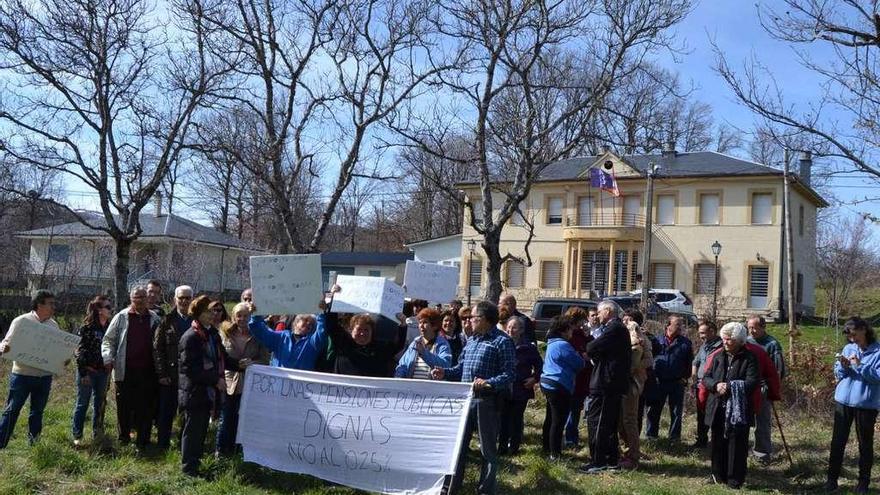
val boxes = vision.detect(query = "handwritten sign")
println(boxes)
[238,365,473,495]
[250,254,322,315]
[331,275,404,321]
[403,261,460,303]
[2,318,79,374]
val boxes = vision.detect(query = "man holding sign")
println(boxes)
[0,290,60,448]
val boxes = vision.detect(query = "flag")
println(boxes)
[590,167,620,197]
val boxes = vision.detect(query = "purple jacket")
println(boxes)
[512,342,543,401]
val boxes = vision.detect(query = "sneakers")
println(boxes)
[578,463,609,474]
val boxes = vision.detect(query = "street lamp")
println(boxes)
[466,239,478,306]
[711,240,722,322]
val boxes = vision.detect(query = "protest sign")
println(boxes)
[331,275,404,321]
[1,318,79,374]
[238,365,473,495]
[250,254,322,315]
[403,261,459,303]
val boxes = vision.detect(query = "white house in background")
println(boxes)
[320,251,414,289]
[17,203,266,297]
[404,234,463,267]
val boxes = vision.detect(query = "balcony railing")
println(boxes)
[565,213,646,228]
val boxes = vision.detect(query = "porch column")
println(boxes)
[562,241,570,297]
[575,240,584,298]
[627,240,636,291]
[607,240,616,294]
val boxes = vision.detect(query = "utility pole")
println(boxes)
[783,148,797,365]
[640,163,656,312]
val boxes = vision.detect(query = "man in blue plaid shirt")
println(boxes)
[433,301,515,495]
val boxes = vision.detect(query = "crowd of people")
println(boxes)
[0,283,877,494]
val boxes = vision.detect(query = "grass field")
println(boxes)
[0,358,871,495]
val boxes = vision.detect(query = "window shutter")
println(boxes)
[541,261,562,289]
[694,264,716,295]
[657,195,675,225]
[748,265,770,308]
[751,193,772,224]
[468,259,483,287]
[623,196,640,226]
[651,263,674,289]
[506,261,525,288]
[699,194,720,225]
[577,197,593,226]
[548,197,563,224]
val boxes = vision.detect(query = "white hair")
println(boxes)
[597,299,621,316]
[175,285,193,297]
[719,322,748,343]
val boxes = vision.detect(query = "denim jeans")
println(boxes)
[215,393,242,455]
[156,384,179,448]
[0,373,53,448]
[564,394,587,446]
[71,370,109,440]
[645,380,685,440]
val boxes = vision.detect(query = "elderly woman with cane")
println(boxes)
[702,322,759,490]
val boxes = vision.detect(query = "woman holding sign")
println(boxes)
[394,308,452,379]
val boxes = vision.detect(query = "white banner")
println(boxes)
[2,318,79,374]
[331,275,404,321]
[403,261,459,304]
[250,254,322,315]
[238,365,473,495]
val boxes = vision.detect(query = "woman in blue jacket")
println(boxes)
[540,316,585,460]
[395,308,451,379]
[246,293,329,370]
[826,317,880,494]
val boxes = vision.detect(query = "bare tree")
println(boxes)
[715,0,880,205]
[817,215,880,329]
[394,0,693,302]
[194,0,448,254]
[0,0,230,305]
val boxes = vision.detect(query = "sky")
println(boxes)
[57,0,879,231]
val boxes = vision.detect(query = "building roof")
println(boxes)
[16,212,264,251]
[462,150,829,206]
[321,251,414,266]
[404,233,462,248]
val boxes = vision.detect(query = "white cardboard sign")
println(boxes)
[2,318,79,375]
[238,365,473,495]
[250,254,322,315]
[403,261,459,303]
[331,275,404,321]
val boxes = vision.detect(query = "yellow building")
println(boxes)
[459,149,827,319]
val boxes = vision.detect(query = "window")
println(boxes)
[798,205,805,236]
[748,265,770,308]
[47,244,70,263]
[577,196,593,226]
[540,260,562,289]
[694,263,716,295]
[699,193,720,225]
[506,261,525,288]
[470,199,483,224]
[546,197,564,225]
[623,195,641,226]
[656,195,675,225]
[580,250,609,293]
[235,255,249,275]
[468,259,483,288]
[650,263,674,289]
[538,303,563,319]
[796,272,804,304]
[751,193,773,225]
[368,270,381,277]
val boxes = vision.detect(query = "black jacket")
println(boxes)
[585,318,631,396]
[178,323,241,410]
[701,347,759,427]
[154,309,192,384]
[326,313,407,378]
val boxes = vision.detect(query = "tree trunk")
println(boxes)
[483,231,504,304]
[114,238,133,308]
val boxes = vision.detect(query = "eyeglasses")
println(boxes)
[242,297,253,302]
[177,296,192,301]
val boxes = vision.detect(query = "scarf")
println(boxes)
[724,379,747,438]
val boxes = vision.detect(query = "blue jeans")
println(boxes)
[0,374,53,448]
[71,370,109,440]
[564,394,587,446]
[645,380,685,440]
[215,393,241,454]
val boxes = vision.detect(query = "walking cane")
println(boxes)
[771,401,794,468]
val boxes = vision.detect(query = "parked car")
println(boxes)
[629,289,693,314]
[531,298,598,341]
[606,295,664,321]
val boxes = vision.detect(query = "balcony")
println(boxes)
[562,213,645,241]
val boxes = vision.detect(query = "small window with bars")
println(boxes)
[506,261,525,288]
[540,260,562,289]
[694,263,716,295]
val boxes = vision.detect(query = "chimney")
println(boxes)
[798,151,812,187]
[661,139,676,157]
[154,191,163,217]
